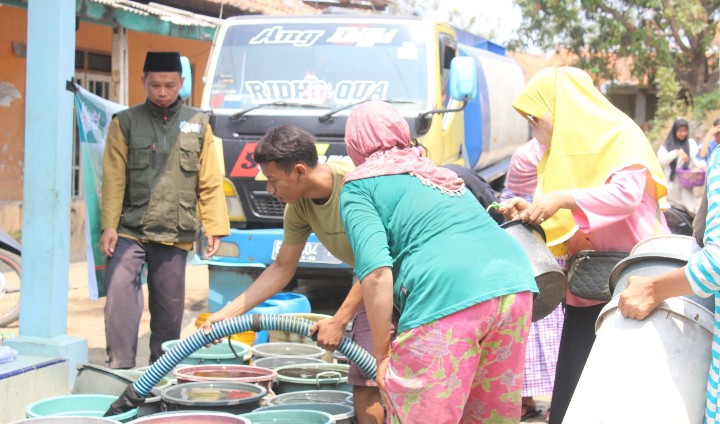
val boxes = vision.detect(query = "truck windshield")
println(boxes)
[208,21,428,113]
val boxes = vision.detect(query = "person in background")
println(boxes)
[657,118,705,213]
[100,52,229,369]
[341,100,537,423]
[698,118,720,163]
[500,138,563,422]
[498,67,670,424]
[618,145,720,424]
[201,125,394,424]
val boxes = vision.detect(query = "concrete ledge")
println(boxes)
[5,335,88,387]
[0,355,69,423]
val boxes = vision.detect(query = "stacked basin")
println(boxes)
[22,308,367,423]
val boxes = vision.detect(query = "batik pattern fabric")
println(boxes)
[383,292,532,424]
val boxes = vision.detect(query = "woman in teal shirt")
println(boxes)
[340,101,537,423]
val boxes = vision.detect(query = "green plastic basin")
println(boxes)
[25,394,137,423]
[161,339,252,365]
[241,410,335,424]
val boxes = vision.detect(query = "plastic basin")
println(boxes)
[161,338,251,365]
[11,418,121,424]
[267,313,334,362]
[172,364,277,393]
[159,381,266,415]
[265,390,354,407]
[241,410,335,424]
[111,369,172,417]
[257,402,354,424]
[195,313,256,346]
[252,342,325,360]
[134,364,192,386]
[25,394,137,423]
[73,363,134,396]
[113,369,172,391]
[268,313,332,345]
[273,363,351,394]
[252,356,324,370]
[132,411,250,423]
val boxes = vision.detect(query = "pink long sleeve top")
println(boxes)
[565,166,671,307]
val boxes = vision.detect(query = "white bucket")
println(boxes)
[564,295,713,424]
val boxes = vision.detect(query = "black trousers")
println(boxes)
[548,303,607,424]
[104,237,187,368]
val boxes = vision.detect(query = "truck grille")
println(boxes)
[251,193,286,217]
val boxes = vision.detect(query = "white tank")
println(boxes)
[564,260,713,424]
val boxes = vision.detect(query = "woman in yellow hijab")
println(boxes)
[499,67,669,424]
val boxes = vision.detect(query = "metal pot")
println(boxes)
[501,220,567,321]
[608,252,714,312]
[629,235,701,259]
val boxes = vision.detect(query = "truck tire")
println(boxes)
[0,248,21,327]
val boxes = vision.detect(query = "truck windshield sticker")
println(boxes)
[327,26,399,47]
[244,77,389,106]
[249,26,325,47]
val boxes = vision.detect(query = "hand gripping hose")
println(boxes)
[105,314,377,416]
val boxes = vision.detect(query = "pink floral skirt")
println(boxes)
[383,292,533,424]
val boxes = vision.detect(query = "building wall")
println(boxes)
[0,6,28,203]
[0,4,212,260]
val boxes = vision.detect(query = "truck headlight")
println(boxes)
[223,178,246,223]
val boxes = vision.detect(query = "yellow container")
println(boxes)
[195,312,256,346]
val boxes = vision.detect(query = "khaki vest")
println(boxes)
[115,99,209,243]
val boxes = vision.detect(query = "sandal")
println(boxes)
[521,404,540,420]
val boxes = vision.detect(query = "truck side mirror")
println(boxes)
[180,56,192,99]
[449,56,477,102]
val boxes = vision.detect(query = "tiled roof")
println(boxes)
[88,0,222,28]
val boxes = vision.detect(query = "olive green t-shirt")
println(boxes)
[282,160,355,266]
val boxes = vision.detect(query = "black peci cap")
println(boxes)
[143,52,182,73]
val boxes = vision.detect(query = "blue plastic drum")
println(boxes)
[267,293,311,315]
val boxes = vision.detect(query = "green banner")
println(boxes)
[73,85,126,299]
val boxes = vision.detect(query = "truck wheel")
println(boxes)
[0,249,21,327]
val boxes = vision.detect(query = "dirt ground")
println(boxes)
[1,261,210,367]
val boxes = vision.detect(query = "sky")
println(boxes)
[412,0,524,45]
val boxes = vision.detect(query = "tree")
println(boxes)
[510,0,720,97]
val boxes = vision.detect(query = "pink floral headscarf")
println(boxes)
[343,101,465,195]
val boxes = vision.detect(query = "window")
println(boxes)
[438,33,456,107]
[73,50,111,198]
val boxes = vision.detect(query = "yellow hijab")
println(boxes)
[511,67,668,245]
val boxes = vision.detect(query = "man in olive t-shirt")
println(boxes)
[202,125,390,424]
